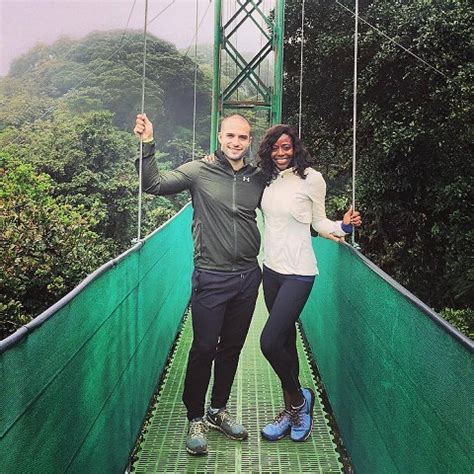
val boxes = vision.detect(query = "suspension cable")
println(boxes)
[351,0,358,246]
[184,0,213,58]
[147,0,177,26]
[335,0,448,78]
[297,0,305,138]
[137,0,149,242]
[191,0,200,161]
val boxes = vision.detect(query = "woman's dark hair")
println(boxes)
[256,124,312,184]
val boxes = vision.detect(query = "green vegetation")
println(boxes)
[283,0,473,335]
[440,308,474,340]
[0,31,210,338]
[1,152,110,335]
[1,5,472,340]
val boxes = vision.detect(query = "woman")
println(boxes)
[257,124,361,442]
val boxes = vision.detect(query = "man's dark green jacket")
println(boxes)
[138,143,266,272]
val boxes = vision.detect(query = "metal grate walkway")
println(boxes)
[132,290,343,473]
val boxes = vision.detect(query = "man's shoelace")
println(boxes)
[216,409,237,426]
[189,421,208,437]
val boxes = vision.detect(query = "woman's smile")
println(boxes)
[271,133,294,170]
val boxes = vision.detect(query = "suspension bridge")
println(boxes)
[0,1,472,473]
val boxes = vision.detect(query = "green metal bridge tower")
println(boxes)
[210,0,285,150]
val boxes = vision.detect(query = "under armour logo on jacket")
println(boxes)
[243,177,250,182]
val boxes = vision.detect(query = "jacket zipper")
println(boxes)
[232,173,237,271]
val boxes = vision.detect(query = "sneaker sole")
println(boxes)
[206,418,248,441]
[185,446,208,456]
[291,388,315,443]
[260,427,291,441]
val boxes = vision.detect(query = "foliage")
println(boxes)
[162,128,206,167]
[0,31,210,338]
[283,0,473,317]
[440,308,474,340]
[0,152,112,338]
[3,31,211,147]
[1,110,149,251]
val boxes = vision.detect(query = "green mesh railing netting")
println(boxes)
[300,238,473,474]
[1,206,472,473]
[0,205,194,473]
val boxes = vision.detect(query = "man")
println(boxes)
[133,113,266,455]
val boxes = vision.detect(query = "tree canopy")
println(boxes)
[1,12,472,340]
[283,0,473,325]
[0,31,211,338]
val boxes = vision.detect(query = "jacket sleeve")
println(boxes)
[308,170,346,237]
[135,142,200,195]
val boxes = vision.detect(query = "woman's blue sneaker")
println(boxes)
[290,387,315,442]
[261,410,292,441]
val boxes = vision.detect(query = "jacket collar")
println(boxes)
[215,149,249,171]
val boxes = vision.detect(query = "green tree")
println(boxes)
[0,110,186,251]
[283,0,473,315]
[3,31,211,149]
[2,111,134,248]
[0,152,112,338]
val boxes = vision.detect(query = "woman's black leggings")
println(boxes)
[260,265,315,394]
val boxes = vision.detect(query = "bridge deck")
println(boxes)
[132,290,343,473]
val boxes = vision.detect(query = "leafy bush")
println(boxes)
[283,0,473,319]
[1,152,112,338]
[440,308,474,340]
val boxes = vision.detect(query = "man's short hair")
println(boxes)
[219,114,252,134]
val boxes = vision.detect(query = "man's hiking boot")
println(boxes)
[206,408,248,440]
[186,418,208,455]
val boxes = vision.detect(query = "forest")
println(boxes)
[1,0,472,339]
[283,0,472,336]
[1,32,210,336]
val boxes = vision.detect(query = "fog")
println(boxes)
[0,0,265,76]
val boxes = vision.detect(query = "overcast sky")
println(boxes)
[0,0,266,76]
